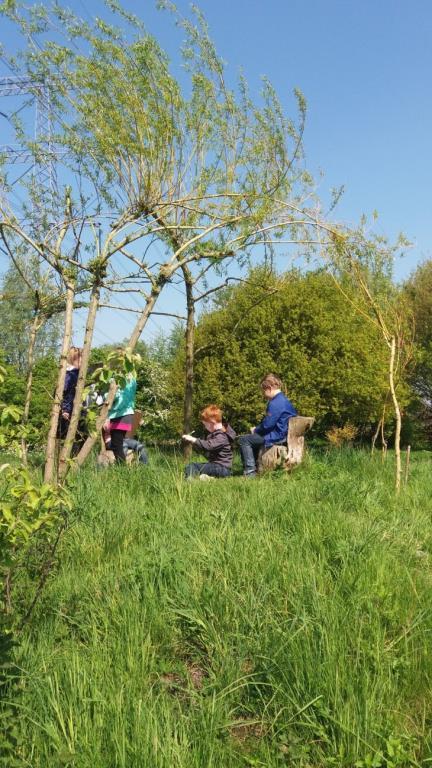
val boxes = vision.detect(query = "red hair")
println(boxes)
[200,405,223,424]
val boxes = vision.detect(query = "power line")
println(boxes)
[11,164,35,187]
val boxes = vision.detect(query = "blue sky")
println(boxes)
[1,0,431,346]
[123,0,432,276]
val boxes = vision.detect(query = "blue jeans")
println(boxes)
[239,434,288,474]
[185,462,231,479]
[238,433,265,475]
[123,438,148,464]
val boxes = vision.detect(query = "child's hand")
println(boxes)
[182,434,197,443]
[250,426,256,434]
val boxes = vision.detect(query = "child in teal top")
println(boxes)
[108,376,137,421]
[107,375,137,463]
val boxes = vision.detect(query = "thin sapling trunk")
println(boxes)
[182,265,195,460]
[58,281,100,479]
[21,310,42,464]
[388,335,402,492]
[44,281,75,484]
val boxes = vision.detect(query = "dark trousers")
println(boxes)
[110,429,127,463]
[238,432,266,475]
[185,462,231,479]
[58,416,70,440]
[57,416,87,456]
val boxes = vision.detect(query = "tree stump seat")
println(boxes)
[258,415,315,473]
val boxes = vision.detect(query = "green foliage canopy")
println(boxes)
[405,259,432,401]
[403,259,432,446]
[0,351,57,447]
[0,263,60,372]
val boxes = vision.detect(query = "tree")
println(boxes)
[0,351,25,411]
[328,230,414,491]
[0,191,102,477]
[0,248,66,462]
[178,260,244,458]
[0,349,57,447]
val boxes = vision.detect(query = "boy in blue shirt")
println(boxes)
[239,374,297,477]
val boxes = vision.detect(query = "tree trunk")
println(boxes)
[21,311,42,465]
[44,281,75,484]
[404,445,411,487]
[371,418,381,455]
[372,402,387,455]
[380,412,388,460]
[73,380,117,469]
[73,285,163,470]
[182,265,195,460]
[58,282,100,479]
[128,284,163,349]
[388,335,402,492]
[4,568,12,614]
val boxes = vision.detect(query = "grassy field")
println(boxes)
[9,449,432,767]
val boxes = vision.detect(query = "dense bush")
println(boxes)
[404,259,432,447]
[0,350,57,447]
[168,268,396,437]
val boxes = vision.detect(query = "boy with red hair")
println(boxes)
[182,405,236,480]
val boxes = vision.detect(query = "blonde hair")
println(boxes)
[260,373,282,391]
[67,346,82,366]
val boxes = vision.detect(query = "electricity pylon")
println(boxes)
[0,74,62,222]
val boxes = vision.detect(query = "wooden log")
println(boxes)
[258,415,314,473]
[285,416,315,470]
[259,444,288,472]
[97,449,115,467]
[126,409,142,438]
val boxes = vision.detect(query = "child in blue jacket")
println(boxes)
[239,373,297,477]
[58,347,82,440]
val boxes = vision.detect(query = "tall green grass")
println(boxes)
[12,450,432,766]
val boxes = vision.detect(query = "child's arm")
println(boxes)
[182,431,196,443]
[255,400,283,435]
[193,433,226,453]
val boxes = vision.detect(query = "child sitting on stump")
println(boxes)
[238,373,297,477]
[182,405,236,480]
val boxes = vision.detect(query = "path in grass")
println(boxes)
[16,450,432,767]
